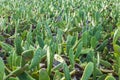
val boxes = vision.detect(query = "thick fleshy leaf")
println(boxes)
[18,72,35,80]
[90,36,98,49]
[74,42,83,59]
[5,64,29,80]
[45,24,52,38]
[47,46,54,75]
[69,48,74,68]
[22,49,34,62]
[98,75,107,80]
[71,36,76,46]
[7,51,18,69]
[100,60,111,68]
[57,29,63,43]
[37,35,44,48]
[8,77,19,80]
[14,36,23,55]
[113,44,120,54]
[81,62,94,80]
[113,29,120,44]
[82,31,89,47]
[30,48,44,69]
[96,39,108,51]
[68,27,82,34]
[39,69,50,80]
[80,48,94,54]
[22,49,34,66]
[66,35,73,54]
[0,41,13,52]
[105,76,116,80]
[63,63,71,80]
[53,70,63,80]
[0,58,4,80]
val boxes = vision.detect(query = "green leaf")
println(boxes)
[53,70,63,80]
[75,42,83,59]
[22,49,34,66]
[71,36,76,46]
[57,29,63,43]
[105,76,116,80]
[37,35,44,48]
[22,49,34,62]
[7,51,18,69]
[116,22,120,28]
[39,69,50,80]
[113,44,120,54]
[98,75,107,80]
[82,31,89,47]
[14,36,23,55]
[47,46,54,75]
[69,48,74,68]
[0,35,5,41]
[90,36,98,49]
[16,56,22,66]
[66,35,73,54]
[81,62,94,80]
[8,77,19,80]
[96,39,108,51]
[4,64,29,80]
[95,30,101,40]
[113,29,120,44]
[100,60,111,68]
[26,32,33,45]
[18,72,35,80]
[63,63,71,80]
[0,41,13,52]
[80,48,93,54]
[0,58,4,80]
[30,48,44,69]
[94,12,100,23]
[45,24,52,38]
[58,44,62,54]
[95,68,102,75]
[68,27,82,34]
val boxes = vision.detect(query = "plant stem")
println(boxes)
[93,51,96,80]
